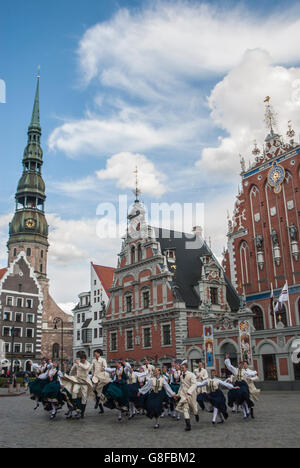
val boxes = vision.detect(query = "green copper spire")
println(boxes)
[28,73,41,134]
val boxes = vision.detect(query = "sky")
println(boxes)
[1,0,300,312]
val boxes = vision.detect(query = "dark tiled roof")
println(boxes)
[154,228,240,311]
[81,318,92,329]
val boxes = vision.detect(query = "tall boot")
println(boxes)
[185,419,191,431]
[99,403,104,414]
[94,391,100,409]
[81,404,86,419]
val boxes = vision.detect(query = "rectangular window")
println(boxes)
[77,314,80,324]
[77,331,80,341]
[18,284,22,292]
[94,311,97,321]
[6,297,13,306]
[17,298,23,308]
[27,314,34,323]
[15,328,22,338]
[99,311,102,320]
[94,328,98,339]
[15,313,23,323]
[110,332,117,352]
[126,295,132,313]
[210,287,219,305]
[4,343,10,353]
[14,343,21,353]
[26,329,34,338]
[3,327,10,337]
[126,329,134,350]
[82,313,85,322]
[162,324,171,346]
[99,328,103,338]
[4,312,11,321]
[25,343,33,353]
[26,299,33,309]
[143,327,152,348]
[143,291,150,309]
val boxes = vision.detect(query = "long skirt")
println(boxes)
[228,381,253,408]
[103,382,129,410]
[144,389,166,419]
[29,378,48,401]
[41,380,64,409]
[207,389,228,419]
[197,392,209,410]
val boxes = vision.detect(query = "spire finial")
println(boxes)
[37,65,41,79]
[264,96,277,136]
[29,71,41,131]
[133,165,141,202]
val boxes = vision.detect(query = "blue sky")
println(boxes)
[1,0,300,309]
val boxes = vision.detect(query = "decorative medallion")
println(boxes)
[25,218,36,229]
[268,163,285,194]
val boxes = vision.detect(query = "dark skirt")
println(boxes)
[29,378,48,401]
[197,392,209,410]
[228,381,253,408]
[144,389,166,419]
[41,380,63,406]
[103,381,129,410]
[207,389,228,418]
[128,383,146,409]
[170,383,180,394]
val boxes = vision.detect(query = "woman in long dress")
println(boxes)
[196,369,239,424]
[29,359,51,410]
[41,361,64,420]
[169,364,181,420]
[138,368,176,429]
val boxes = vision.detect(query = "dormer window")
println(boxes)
[210,287,219,305]
[165,249,176,263]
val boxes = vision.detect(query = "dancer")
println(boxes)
[169,362,181,420]
[195,361,209,411]
[41,361,64,420]
[224,354,257,419]
[91,349,110,415]
[103,360,131,421]
[138,368,176,429]
[127,365,150,419]
[175,362,199,431]
[61,352,93,419]
[196,370,240,424]
[29,358,52,410]
[142,359,155,377]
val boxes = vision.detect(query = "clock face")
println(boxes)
[25,218,36,229]
[268,164,285,193]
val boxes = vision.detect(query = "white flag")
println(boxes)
[274,281,289,312]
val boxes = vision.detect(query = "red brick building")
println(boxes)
[222,100,300,385]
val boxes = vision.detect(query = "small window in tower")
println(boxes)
[18,284,22,292]
[26,248,31,257]
[13,248,17,257]
[40,264,43,273]
[41,250,44,259]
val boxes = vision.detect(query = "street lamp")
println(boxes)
[53,317,64,371]
[9,327,17,385]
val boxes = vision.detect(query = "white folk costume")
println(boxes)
[61,360,93,419]
[142,363,155,378]
[91,356,110,412]
[139,375,175,428]
[225,358,257,418]
[195,366,209,411]
[176,370,198,430]
[197,378,234,423]
[245,374,261,402]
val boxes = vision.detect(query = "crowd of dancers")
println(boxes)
[29,350,260,431]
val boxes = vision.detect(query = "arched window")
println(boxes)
[52,343,60,359]
[131,246,135,264]
[137,244,142,262]
[252,305,264,330]
[240,241,250,285]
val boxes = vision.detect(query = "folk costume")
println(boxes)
[41,367,64,419]
[225,358,257,419]
[103,363,132,419]
[29,362,52,409]
[169,368,181,420]
[139,375,175,429]
[176,370,198,431]
[127,369,150,418]
[197,378,234,424]
[142,363,155,378]
[60,360,93,419]
[195,366,209,411]
[91,355,110,413]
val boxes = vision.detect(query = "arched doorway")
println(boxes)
[260,343,278,381]
[220,342,238,378]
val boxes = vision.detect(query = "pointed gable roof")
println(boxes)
[0,268,7,281]
[92,263,115,297]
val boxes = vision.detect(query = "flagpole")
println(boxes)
[271,283,277,329]
[287,289,292,327]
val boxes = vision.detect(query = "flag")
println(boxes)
[274,281,289,313]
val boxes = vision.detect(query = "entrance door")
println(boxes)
[262,354,278,381]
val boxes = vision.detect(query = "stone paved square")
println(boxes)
[0,391,300,448]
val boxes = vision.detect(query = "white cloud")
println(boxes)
[197,49,300,175]
[96,152,167,197]
[48,2,300,158]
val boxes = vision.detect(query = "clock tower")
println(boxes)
[7,75,49,279]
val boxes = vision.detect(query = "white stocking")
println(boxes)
[212,407,218,423]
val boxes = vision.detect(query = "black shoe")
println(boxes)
[185,419,191,431]
[195,414,199,423]
[250,408,255,419]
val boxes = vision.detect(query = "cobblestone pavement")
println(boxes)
[0,392,300,448]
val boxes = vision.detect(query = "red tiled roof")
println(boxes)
[92,263,115,297]
[0,268,7,281]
